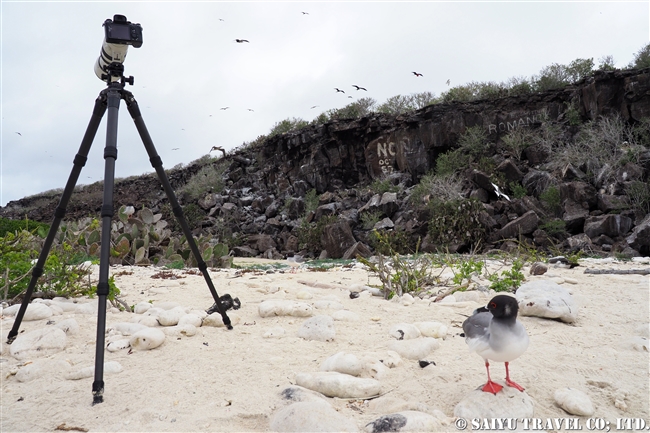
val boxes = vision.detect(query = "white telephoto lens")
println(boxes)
[94,40,129,81]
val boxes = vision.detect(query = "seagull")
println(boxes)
[15,132,22,136]
[220,107,230,110]
[301,11,309,15]
[335,88,345,93]
[491,183,510,201]
[462,295,529,394]
[235,39,249,43]
[310,105,319,109]
[286,254,305,273]
[219,18,225,21]
[412,72,423,77]
[352,85,367,91]
[247,108,254,112]
[446,79,451,85]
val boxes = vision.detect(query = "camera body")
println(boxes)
[95,15,143,82]
[103,15,143,48]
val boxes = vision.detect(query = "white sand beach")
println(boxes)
[1,257,648,432]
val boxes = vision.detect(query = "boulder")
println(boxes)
[516,280,578,323]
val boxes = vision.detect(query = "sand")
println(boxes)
[1,257,648,432]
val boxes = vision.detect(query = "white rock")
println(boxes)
[106,339,131,352]
[630,336,649,352]
[161,324,197,337]
[130,315,160,327]
[439,295,456,304]
[108,322,148,336]
[278,385,328,404]
[178,313,203,328]
[3,303,52,321]
[378,350,402,368]
[296,290,313,300]
[15,359,71,383]
[554,387,595,416]
[454,386,534,419]
[362,359,390,380]
[202,312,240,327]
[365,411,442,432]
[320,352,363,376]
[298,315,335,342]
[331,310,360,322]
[389,323,421,340]
[66,361,123,380]
[258,300,313,318]
[54,318,80,335]
[129,328,165,350]
[263,327,286,338]
[295,371,381,398]
[47,299,80,312]
[10,327,67,360]
[388,338,440,360]
[400,293,415,306]
[156,306,186,326]
[516,280,578,323]
[631,256,650,264]
[270,400,357,432]
[414,321,448,339]
[76,302,98,315]
[133,302,152,314]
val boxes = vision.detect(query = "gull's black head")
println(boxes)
[487,295,519,320]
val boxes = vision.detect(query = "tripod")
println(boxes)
[5,63,233,405]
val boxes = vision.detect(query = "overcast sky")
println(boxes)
[1,1,648,207]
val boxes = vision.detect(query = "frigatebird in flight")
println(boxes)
[412,71,423,77]
[352,85,367,91]
[235,39,249,43]
[335,88,345,93]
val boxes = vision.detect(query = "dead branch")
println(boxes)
[583,268,650,275]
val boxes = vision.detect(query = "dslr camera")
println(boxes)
[95,15,143,82]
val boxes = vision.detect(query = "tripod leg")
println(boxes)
[6,94,107,344]
[123,92,232,330]
[92,84,122,405]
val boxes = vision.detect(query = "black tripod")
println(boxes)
[5,63,233,405]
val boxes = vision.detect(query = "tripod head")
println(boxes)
[100,62,134,86]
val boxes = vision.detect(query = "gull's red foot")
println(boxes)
[481,381,503,394]
[506,379,525,392]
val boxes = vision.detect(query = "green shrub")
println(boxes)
[540,186,562,214]
[360,210,383,230]
[509,182,528,199]
[629,42,650,69]
[409,173,465,205]
[268,117,309,137]
[626,181,650,214]
[304,189,319,214]
[436,150,469,176]
[451,258,484,287]
[458,126,489,159]
[501,128,533,161]
[297,215,337,252]
[539,219,567,236]
[488,259,525,292]
[0,217,49,237]
[427,198,486,250]
[179,163,226,201]
[368,229,414,255]
[369,178,399,195]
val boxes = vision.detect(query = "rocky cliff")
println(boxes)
[3,68,650,260]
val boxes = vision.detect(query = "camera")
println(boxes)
[95,15,143,82]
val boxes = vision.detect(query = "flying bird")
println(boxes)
[335,88,345,93]
[172,148,179,151]
[210,146,226,157]
[463,295,529,394]
[347,96,353,98]
[219,18,225,21]
[247,108,254,112]
[310,105,319,109]
[301,11,309,15]
[352,85,367,91]
[15,132,22,136]
[446,79,451,85]
[235,39,249,43]
[412,71,423,77]
[220,107,230,110]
